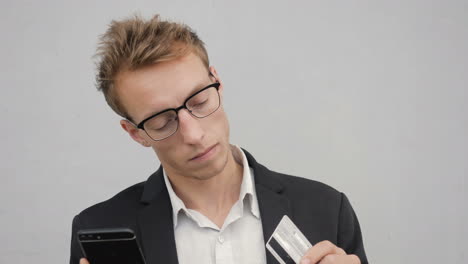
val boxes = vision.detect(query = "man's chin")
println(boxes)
[184,145,229,180]
[188,172,219,181]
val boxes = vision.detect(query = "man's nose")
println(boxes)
[177,109,205,144]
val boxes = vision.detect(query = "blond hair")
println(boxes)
[95,14,209,119]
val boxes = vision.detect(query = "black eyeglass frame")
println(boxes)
[135,82,221,141]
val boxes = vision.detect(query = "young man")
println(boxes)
[70,15,368,264]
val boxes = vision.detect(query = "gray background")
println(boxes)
[1,0,467,263]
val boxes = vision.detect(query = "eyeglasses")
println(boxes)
[135,82,221,141]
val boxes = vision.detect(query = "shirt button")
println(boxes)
[218,235,225,244]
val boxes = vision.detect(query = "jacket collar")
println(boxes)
[138,148,291,264]
[137,169,178,264]
[140,167,165,204]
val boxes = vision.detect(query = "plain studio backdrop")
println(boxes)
[1,0,467,263]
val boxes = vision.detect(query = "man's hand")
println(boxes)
[300,241,361,264]
[79,258,90,264]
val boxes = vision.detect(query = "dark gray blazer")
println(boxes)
[70,149,368,264]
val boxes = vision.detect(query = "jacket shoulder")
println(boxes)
[76,181,146,225]
[264,168,342,201]
[244,148,341,200]
[277,172,339,195]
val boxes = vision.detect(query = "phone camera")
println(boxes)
[97,235,101,239]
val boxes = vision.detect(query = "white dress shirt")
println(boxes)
[163,146,267,264]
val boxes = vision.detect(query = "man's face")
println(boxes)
[116,53,231,180]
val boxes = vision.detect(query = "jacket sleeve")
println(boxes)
[337,193,368,264]
[70,215,85,264]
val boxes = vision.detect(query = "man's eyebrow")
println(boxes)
[142,79,211,120]
[185,80,211,100]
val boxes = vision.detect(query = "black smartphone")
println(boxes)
[77,228,146,264]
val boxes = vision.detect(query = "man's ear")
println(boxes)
[209,66,224,95]
[120,119,151,147]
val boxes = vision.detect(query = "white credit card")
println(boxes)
[266,215,313,264]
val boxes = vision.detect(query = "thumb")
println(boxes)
[79,258,90,264]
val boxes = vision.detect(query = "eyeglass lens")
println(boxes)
[143,86,220,140]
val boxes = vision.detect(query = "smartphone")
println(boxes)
[77,228,146,264]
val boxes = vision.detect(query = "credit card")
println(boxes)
[266,215,313,264]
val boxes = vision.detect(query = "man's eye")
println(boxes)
[149,117,174,130]
[192,99,208,108]
[152,122,169,130]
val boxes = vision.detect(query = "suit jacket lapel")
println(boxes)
[243,149,292,264]
[138,168,178,264]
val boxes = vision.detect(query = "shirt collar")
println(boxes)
[162,169,186,228]
[163,145,260,228]
[235,146,260,219]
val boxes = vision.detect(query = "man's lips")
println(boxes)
[190,144,218,161]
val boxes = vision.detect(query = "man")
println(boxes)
[70,15,368,264]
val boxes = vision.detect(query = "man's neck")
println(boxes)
[166,146,244,228]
